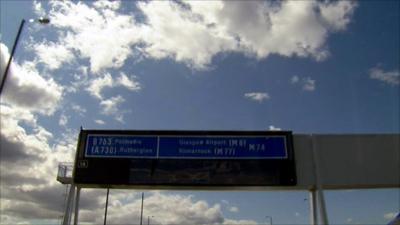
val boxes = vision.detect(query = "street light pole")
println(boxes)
[147,215,154,225]
[139,192,144,225]
[265,216,273,225]
[0,17,50,97]
[0,19,25,96]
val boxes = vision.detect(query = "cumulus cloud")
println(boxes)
[319,1,357,31]
[71,103,87,116]
[137,1,236,70]
[48,1,140,73]
[93,0,121,10]
[30,40,74,70]
[86,73,113,99]
[369,67,399,86]
[67,191,259,225]
[384,212,396,220]
[291,75,316,91]
[291,75,300,84]
[229,206,239,213]
[1,43,64,115]
[0,103,76,222]
[302,77,316,91]
[95,119,105,125]
[43,0,357,71]
[104,192,225,225]
[32,0,45,17]
[58,113,68,127]
[244,92,270,102]
[100,95,126,122]
[269,125,282,131]
[100,95,125,115]
[87,72,141,99]
[116,72,141,91]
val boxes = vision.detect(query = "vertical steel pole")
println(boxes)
[140,192,144,225]
[311,135,329,225]
[309,188,318,225]
[0,19,25,96]
[104,188,110,225]
[73,186,81,225]
[62,184,75,225]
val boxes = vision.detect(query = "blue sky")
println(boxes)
[0,0,399,224]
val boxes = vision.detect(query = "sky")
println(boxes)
[0,0,399,224]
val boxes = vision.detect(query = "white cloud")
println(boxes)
[73,191,257,225]
[187,0,346,61]
[346,218,353,222]
[100,95,125,115]
[244,92,270,102]
[87,72,141,99]
[137,1,236,70]
[86,73,113,99]
[223,219,258,225]
[291,75,300,84]
[384,212,396,220]
[116,72,141,91]
[302,77,316,91]
[71,103,87,116]
[290,75,316,91]
[319,1,357,31]
[49,1,140,73]
[0,43,64,115]
[295,212,301,217]
[95,119,105,125]
[93,0,121,10]
[269,125,282,131]
[1,101,78,222]
[103,192,224,225]
[33,0,45,17]
[58,113,68,127]
[369,67,399,86]
[100,95,126,122]
[229,206,239,213]
[43,0,356,71]
[30,41,74,70]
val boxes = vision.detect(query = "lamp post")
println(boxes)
[0,17,50,96]
[265,216,273,225]
[139,192,144,225]
[147,215,154,225]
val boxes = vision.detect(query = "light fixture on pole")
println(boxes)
[0,17,50,96]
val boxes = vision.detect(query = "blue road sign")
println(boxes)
[85,135,158,158]
[158,136,287,159]
[85,135,287,159]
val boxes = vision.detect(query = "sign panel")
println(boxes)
[85,135,288,159]
[85,135,158,158]
[74,130,296,188]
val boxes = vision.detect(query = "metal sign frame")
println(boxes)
[73,130,297,188]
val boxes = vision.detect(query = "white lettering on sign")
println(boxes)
[249,144,266,151]
[206,139,227,146]
[91,146,117,155]
[92,137,112,146]
[179,139,204,146]
[229,139,247,147]
[115,138,142,145]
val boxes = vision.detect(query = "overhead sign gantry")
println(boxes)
[73,130,297,187]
